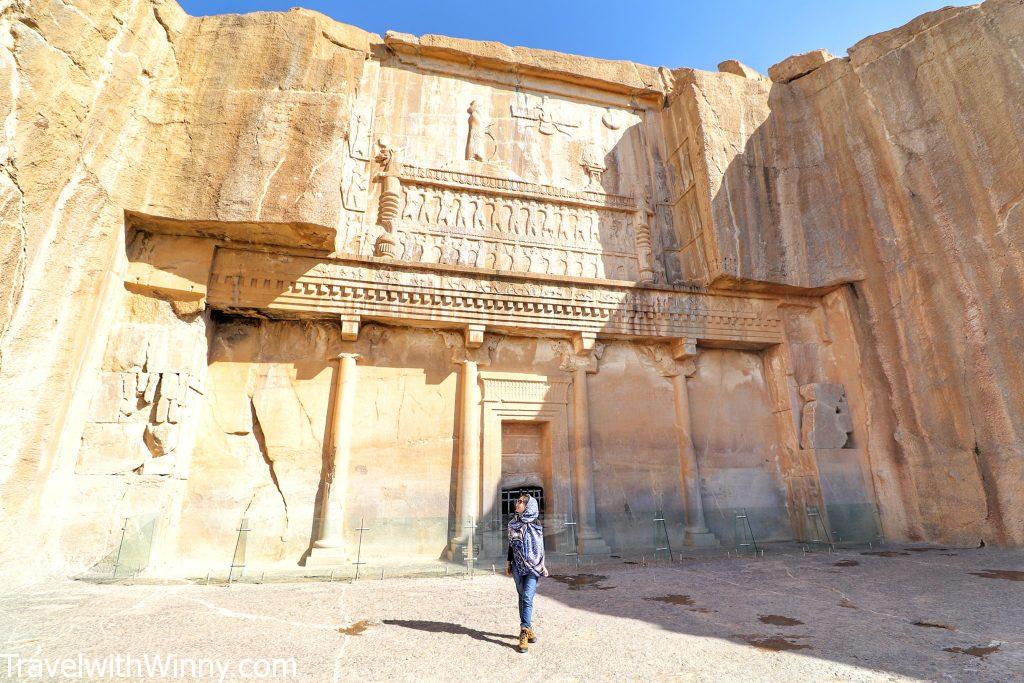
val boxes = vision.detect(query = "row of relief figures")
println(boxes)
[342,222,650,282]
[390,185,642,254]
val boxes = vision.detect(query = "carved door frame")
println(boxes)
[479,372,572,558]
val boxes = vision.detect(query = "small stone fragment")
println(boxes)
[160,372,180,401]
[167,399,181,424]
[143,373,160,404]
[144,423,178,456]
[155,396,170,424]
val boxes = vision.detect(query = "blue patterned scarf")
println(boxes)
[508,496,548,578]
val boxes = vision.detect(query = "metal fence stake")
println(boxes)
[229,517,250,584]
[112,518,129,579]
[353,518,370,580]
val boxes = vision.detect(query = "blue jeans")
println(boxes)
[513,570,537,629]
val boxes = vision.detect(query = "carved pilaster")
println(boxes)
[443,328,496,562]
[306,352,360,566]
[559,343,611,555]
[645,340,717,546]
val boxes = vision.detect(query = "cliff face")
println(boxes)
[0,0,178,553]
[0,0,370,570]
[0,0,1022,579]
[678,0,1024,545]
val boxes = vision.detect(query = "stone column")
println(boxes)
[306,352,359,565]
[668,340,716,546]
[564,334,611,555]
[448,358,482,560]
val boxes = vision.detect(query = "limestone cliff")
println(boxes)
[674,0,1024,545]
[0,0,373,575]
[0,0,1022,580]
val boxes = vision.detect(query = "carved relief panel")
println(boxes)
[391,166,641,280]
[364,63,679,282]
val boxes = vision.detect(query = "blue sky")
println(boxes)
[178,1,965,73]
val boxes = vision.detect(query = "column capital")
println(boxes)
[671,338,698,361]
[641,343,696,378]
[465,324,485,349]
[571,331,597,355]
[339,314,360,341]
[335,352,361,362]
[560,352,598,374]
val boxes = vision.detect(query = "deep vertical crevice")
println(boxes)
[250,399,289,542]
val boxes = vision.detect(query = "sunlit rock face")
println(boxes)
[0,0,1020,579]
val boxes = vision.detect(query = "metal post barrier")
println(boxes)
[111,518,129,579]
[562,517,581,569]
[653,509,673,562]
[734,509,760,555]
[353,518,370,580]
[804,506,835,552]
[463,515,478,578]
[228,517,250,584]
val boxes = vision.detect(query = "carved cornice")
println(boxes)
[207,247,783,345]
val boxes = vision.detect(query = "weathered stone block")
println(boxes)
[76,423,147,474]
[800,383,853,449]
[142,453,178,476]
[104,325,149,372]
[89,373,125,423]
[142,373,160,404]
[160,372,180,402]
[768,49,835,83]
[155,397,171,424]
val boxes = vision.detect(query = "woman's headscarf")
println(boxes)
[507,495,548,578]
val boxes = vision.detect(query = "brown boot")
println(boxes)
[517,628,529,653]
[526,627,537,643]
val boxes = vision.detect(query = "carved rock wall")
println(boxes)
[0,0,181,578]
[2,0,1022,579]
[0,0,370,577]
[171,319,808,569]
[677,0,1024,545]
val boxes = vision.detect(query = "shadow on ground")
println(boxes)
[383,619,519,651]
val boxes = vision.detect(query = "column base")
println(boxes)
[304,546,347,567]
[578,534,612,556]
[684,529,719,547]
[446,538,482,564]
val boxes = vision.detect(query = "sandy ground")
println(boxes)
[0,546,1021,682]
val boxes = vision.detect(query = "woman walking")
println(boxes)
[505,492,548,653]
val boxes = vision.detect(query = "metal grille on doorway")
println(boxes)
[501,486,544,522]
